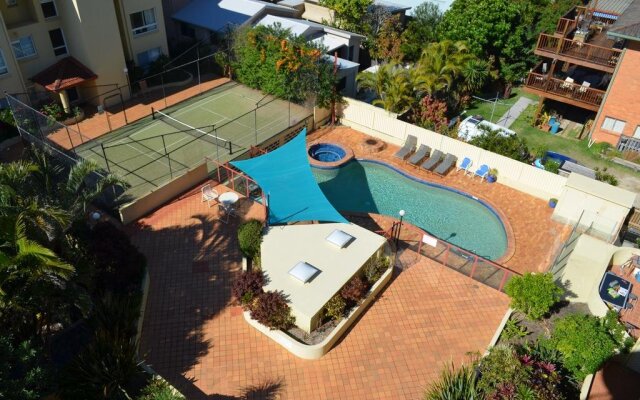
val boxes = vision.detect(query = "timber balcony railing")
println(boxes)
[525,72,606,108]
[535,33,622,70]
[555,17,578,37]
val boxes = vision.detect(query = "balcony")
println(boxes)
[524,72,605,111]
[535,33,622,73]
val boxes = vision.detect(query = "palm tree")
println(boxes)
[414,40,473,99]
[357,63,414,113]
[461,58,492,95]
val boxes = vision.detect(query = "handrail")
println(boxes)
[375,216,519,292]
[525,72,606,107]
[556,18,577,37]
[536,33,622,68]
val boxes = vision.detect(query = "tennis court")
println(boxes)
[74,82,311,198]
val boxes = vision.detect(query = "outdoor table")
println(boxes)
[599,271,632,310]
[219,191,239,214]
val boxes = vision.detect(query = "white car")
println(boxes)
[457,116,515,142]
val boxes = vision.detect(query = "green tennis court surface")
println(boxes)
[75,82,311,199]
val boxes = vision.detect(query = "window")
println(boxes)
[137,47,162,66]
[40,0,57,19]
[12,36,37,59]
[602,117,626,133]
[48,28,67,56]
[634,126,640,139]
[67,87,79,103]
[0,50,7,75]
[130,9,157,36]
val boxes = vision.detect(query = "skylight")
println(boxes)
[326,229,355,248]
[289,262,320,283]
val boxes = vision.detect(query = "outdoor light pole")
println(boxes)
[395,209,405,252]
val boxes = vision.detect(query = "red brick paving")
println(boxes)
[132,185,510,399]
[309,127,571,274]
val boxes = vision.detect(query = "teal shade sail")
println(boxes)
[231,129,347,225]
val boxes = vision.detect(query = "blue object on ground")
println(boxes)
[534,158,544,169]
[231,129,348,225]
[550,122,560,134]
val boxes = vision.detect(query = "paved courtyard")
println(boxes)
[309,127,571,274]
[133,185,510,399]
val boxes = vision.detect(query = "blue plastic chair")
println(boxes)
[457,157,473,174]
[474,164,490,181]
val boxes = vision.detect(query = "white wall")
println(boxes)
[340,99,568,200]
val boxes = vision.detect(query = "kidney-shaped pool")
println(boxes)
[313,160,508,260]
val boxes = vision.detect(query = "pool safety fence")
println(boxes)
[379,220,520,292]
[206,157,266,206]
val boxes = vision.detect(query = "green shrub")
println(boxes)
[363,256,390,285]
[551,313,627,381]
[324,294,346,321]
[594,167,618,186]
[477,345,526,394]
[137,379,185,400]
[237,220,263,259]
[0,335,51,400]
[544,160,560,174]
[424,362,480,400]
[500,316,529,341]
[469,127,530,162]
[249,291,295,330]
[504,273,564,320]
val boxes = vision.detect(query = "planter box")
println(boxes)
[243,265,394,359]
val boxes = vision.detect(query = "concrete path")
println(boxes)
[495,97,536,128]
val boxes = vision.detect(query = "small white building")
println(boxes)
[260,223,386,333]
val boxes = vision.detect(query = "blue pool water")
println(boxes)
[308,143,346,163]
[313,160,508,259]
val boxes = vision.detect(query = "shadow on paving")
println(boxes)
[131,210,284,399]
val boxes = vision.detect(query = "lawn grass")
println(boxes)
[464,88,537,123]
[511,104,639,178]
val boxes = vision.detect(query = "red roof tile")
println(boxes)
[31,56,97,92]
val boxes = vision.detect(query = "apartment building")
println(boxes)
[523,0,640,150]
[0,0,168,110]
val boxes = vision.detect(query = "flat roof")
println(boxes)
[261,223,386,320]
[566,173,636,208]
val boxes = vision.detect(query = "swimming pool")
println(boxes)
[313,160,508,260]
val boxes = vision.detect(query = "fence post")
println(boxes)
[228,140,232,155]
[161,136,172,178]
[443,244,449,267]
[498,272,510,292]
[196,45,201,94]
[417,237,423,255]
[64,126,76,154]
[100,143,111,173]
[470,256,478,279]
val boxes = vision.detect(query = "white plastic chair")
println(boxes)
[578,81,591,93]
[201,184,218,207]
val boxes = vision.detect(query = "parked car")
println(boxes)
[457,115,515,142]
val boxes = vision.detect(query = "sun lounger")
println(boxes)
[457,157,472,174]
[434,154,457,176]
[421,149,443,171]
[474,164,490,181]
[393,135,417,160]
[408,144,431,165]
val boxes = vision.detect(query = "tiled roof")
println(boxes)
[608,0,640,40]
[31,56,97,92]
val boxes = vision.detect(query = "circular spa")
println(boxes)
[307,143,354,169]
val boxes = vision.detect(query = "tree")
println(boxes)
[357,64,413,113]
[320,0,373,36]
[414,40,473,100]
[401,2,443,62]
[438,0,529,82]
[370,14,404,63]
[233,24,341,108]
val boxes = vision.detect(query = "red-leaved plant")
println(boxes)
[250,291,295,330]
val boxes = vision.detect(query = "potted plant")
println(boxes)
[487,168,498,183]
[548,198,558,208]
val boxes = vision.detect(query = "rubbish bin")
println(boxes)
[550,122,560,134]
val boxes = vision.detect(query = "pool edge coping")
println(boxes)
[313,157,516,266]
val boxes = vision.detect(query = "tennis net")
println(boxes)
[153,108,229,148]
